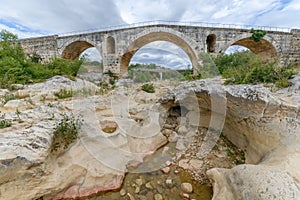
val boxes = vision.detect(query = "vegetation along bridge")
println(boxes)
[19,21,300,75]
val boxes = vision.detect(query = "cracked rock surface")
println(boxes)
[160,74,300,200]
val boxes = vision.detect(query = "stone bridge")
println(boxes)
[19,21,300,75]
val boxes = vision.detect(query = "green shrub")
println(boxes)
[0,113,12,129]
[97,82,111,95]
[250,29,267,42]
[180,69,202,81]
[214,52,298,88]
[0,30,84,89]
[141,83,155,93]
[275,77,292,88]
[51,114,82,153]
[54,89,73,99]
[1,93,20,105]
[47,57,83,78]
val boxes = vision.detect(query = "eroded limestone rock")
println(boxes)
[0,76,168,200]
[160,75,300,200]
[207,165,300,200]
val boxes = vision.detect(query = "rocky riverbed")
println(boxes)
[0,73,299,199]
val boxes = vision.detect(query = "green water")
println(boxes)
[87,142,213,200]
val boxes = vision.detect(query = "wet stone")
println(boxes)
[166,160,172,166]
[165,178,174,188]
[134,186,140,194]
[154,193,163,200]
[137,196,148,200]
[181,192,190,199]
[181,182,193,193]
[161,166,170,174]
[157,180,162,185]
[120,189,126,196]
[139,189,148,195]
[156,185,164,194]
[145,182,153,189]
[135,178,144,186]
[146,191,154,199]
[127,193,136,200]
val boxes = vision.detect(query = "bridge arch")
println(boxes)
[120,28,199,75]
[207,34,217,53]
[60,38,100,60]
[223,33,281,62]
[106,36,116,54]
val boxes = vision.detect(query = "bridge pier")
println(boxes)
[102,54,120,74]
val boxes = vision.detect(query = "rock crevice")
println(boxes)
[160,76,300,199]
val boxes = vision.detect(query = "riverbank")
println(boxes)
[0,74,299,199]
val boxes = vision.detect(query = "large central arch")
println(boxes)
[120,31,198,75]
[223,34,280,62]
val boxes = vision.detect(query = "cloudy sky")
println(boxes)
[1,0,299,69]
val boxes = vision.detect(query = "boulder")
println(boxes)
[160,75,300,200]
[207,165,300,200]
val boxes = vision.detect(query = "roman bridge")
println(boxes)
[19,21,300,75]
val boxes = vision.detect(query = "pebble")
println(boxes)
[145,182,153,189]
[146,191,154,199]
[156,185,164,194]
[138,196,148,200]
[134,186,140,194]
[181,192,190,199]
[166,160,172,166]
[178,125,188,134]
[135,178,144,186]
[181,182,193,193]
[189,159,204,170]
[161,166,170,174]
[154,193,163,200]
[127,193,136,200]
[165,178,173,187]
[168,131,179,143]
[178,159,190,170]
[139,189,148,195]
[120,189,126,196]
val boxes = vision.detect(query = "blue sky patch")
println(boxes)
[0,19,47,35]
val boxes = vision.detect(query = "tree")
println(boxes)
[0,30,84,88]
[250,29,267,42]
[0,30,25,61]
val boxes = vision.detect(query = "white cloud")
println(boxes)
[130,41,191,69]
[254,0,300,28]
[115,0,188,23]
[114,0,300,29]
[81,47,102,62]
[0,0,124,34]
[1,0,299,36]
[1,0,300,68]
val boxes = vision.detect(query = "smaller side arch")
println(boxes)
[61,41,94,60]
[106,36,116,54]
[206,34,216,53]
[59,37,100,60]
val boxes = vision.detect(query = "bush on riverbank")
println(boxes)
[0,30,83,89]
[213,51,299,88]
